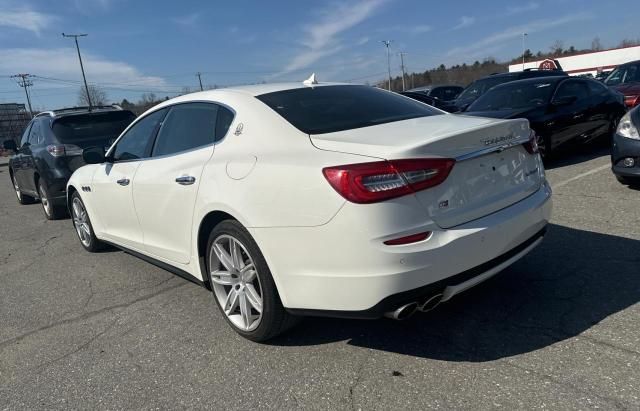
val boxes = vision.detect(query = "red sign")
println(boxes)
[539,59,558,70]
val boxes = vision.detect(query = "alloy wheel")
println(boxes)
[209,234,263,332]
[72,197,92,247]
[11,174,21,201]
[39,183,51,217]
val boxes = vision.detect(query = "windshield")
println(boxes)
[52,111,136,144]
[457,77,513,101]
[467,81,555,111]
[257,85,442,135]
[605,64,640,86]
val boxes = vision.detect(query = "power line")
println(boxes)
[10,74,34,117]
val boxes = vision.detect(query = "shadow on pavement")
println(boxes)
[272,224,640,361]
[543,144,610,170]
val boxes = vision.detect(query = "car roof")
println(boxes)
[618,59,640,67]
[488,76,568,89]
[33,105,131,120]
[407,84,462,92]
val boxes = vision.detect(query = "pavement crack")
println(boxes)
[35,318,119,372]
[348,354,370,411]
[0,282,189,351]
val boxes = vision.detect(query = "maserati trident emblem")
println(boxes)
[234,123,244,136]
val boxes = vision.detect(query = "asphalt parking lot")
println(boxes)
[1,147,639,410]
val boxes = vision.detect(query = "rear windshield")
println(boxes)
[457,77,513,101]
[256,85,442,135]
[467,81,556,111]
[52,111,136,143]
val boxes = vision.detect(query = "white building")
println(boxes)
[508,45,640,77]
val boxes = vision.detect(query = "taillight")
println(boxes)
[624,95,640,108]
[323,158,455,204]
[47,144,83,157]
[523,130,539,155]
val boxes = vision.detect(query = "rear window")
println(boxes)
[52,111,136,144]
[468,81,556,111]
[457,77,513,101]
[256,85,442,135]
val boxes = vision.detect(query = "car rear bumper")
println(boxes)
[612,132,640,177]
[249,181,552,314]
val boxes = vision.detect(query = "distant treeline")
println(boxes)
[381,37,640,91]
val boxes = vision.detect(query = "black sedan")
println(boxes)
[463,76,626,158]
[611,105,640,185]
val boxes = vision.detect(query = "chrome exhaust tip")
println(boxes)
[417,294,443,313]
[384,302,418,320]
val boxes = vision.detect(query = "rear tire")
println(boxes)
[206,220,300,342]
[10,171,35,205]
[70,192,105,252]
[38,180,66,220]
[616,175,640,186]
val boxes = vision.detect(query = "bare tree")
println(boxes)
[591,37,603,51]
[549,40,564,56]
[77,85,108,106]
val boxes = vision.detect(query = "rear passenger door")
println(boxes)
[551,79,591,146]
[132,102,234,264]
[20,120,43,194]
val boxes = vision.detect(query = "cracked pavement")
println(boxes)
[1,147,639,410]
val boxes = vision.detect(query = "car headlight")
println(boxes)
[617,111,639,140]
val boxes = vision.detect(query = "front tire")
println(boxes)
[70,192,104,252]
[206,220,299,342]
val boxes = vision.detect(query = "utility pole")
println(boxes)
[11,74,34,118]
[398,52,408,91]
[196,72,204,91]
[62,33,92,110]
[522,33,528,71]
[381,40,393,90]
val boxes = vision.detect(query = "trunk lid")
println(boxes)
[311,114,543,228]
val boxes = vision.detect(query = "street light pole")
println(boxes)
[382,40,393,90]
[522,33,528,71]
[196,72,204,91]
[62,33,92,110]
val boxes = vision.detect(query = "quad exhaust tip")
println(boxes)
[418,293,443,312]
[384,302,418,320]
[384,293,444,320]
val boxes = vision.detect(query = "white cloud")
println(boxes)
[452,16,475,30]
[0,48,168,90]
[0,4,56,36]
[506,2,539,16]
[275,0,389,77]
[356,36,370,46]
[446,13,593,59]
[172,12,201,27]
[379,24,432,35]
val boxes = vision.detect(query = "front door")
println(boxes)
[91,108,168,249]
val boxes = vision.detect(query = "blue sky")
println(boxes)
[1,0,639,109]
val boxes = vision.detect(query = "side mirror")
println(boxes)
[3,140,17,152]
[552,95,577,106]
[82,146,106,164]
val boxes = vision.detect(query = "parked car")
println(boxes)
[612,105,640,185]
[464,76,626,158]
[67,83,551,341]
[604,59,640,109]
[399,91,457,112]
[3,106,135,219]
[451,69,568,112]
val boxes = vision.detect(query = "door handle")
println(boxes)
[116,178,130,186]
[175,176,196,185]
[573,113,585,119]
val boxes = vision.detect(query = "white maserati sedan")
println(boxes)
[67,80,552,341]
